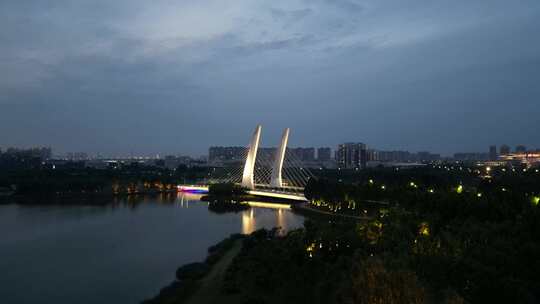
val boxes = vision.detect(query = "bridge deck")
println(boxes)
[177,184,307,202]
[246,190,307,201]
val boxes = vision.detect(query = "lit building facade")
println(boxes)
[337,142,367,169]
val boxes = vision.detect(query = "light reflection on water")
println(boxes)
[0,193,304,304]
[241,207,291,235]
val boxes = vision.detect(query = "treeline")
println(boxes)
[305,167,540,218]
[0,165,214,198]
[208,183,247,196]
[280,167,540,303]
[221,225,434,304]
[221,196,540,303]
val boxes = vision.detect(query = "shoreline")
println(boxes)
[142,235,244,304]
[0,190,181,205]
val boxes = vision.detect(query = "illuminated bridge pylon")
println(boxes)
[241,125,262,190]
[270,128,289,188]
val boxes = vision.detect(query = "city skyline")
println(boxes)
[1,1,540,155]
[2,141,537,160]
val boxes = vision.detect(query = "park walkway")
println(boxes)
[293,202,373,220]
[185,240,243,304]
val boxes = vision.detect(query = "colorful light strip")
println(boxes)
[177,185,209,193]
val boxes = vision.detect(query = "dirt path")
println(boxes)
[185,240,243,304]
[294,202,372,220]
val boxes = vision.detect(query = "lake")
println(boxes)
[0,193,305,304]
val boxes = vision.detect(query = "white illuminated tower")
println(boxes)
[270,128,290,188]
[241,125,262,189]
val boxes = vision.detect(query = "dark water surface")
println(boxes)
[0,193,304,304]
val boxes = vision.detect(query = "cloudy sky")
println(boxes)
[1,0,539,156]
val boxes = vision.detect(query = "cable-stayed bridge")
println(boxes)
[181,125,314,201]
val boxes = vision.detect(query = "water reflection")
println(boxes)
[277,209,287,232]
[176,192,204,208]
[245,201,291,210]
[240,203,297,235]
[242,209,256,234]
[0,194,304,304]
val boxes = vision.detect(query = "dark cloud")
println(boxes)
[1,0,539,156]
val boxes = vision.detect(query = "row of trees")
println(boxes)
[219,166,540,303]
[0,165,214,199]
[305,166,540,219]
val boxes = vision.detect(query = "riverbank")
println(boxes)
[0,190,181,205]
[142,235,245,304]
[184,240,243,304]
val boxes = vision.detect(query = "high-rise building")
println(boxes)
[302,148,315,162]
[337,143,367,169]
[500,144,511,155]
[516,145,527,153]
[4,147,51,160]
[489,145,497,161]
[208,146,247,163]
[0,147,51,170]
[317,147,332,161]
[287,147,315,162]
[367,149,379,162]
